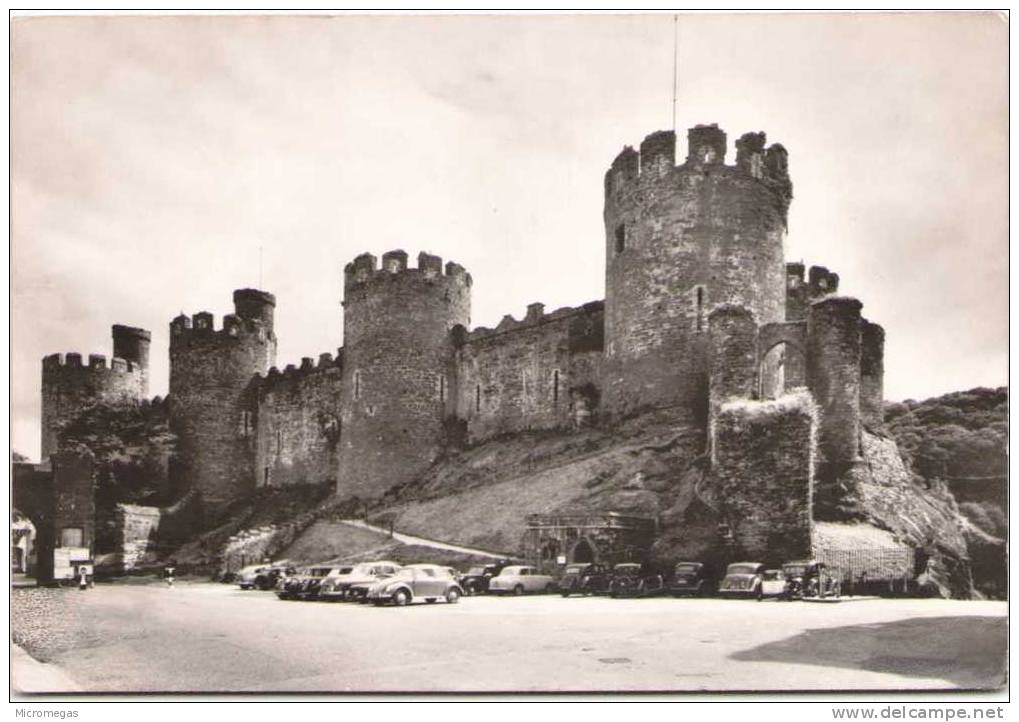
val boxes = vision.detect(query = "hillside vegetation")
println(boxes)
[885,387,1007,598]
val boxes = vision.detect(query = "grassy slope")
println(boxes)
[370,413,703,556]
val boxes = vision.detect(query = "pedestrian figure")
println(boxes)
[78,564,89,591]
[165,562,177,588]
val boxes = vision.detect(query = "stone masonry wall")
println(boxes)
[707,305,759,438]
[712,392,817,565]
[456,302,604,442]
[254,354,343,488]
[860,319,885,430]
[51,450,96,554]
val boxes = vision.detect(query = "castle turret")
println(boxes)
[112,324,151,397]
[41,325,149,459]
[169,289,276,512]
[602,125,792,423]
[338,250,471,498]
[806,296,863,502]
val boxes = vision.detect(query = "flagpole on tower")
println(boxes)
[259,246,263,289]
[671,14,678,133]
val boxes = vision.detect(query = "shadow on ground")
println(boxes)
[731,616,1007,689]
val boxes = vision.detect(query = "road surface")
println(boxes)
[11,582,1006,694]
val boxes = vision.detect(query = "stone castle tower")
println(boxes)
[168,289,277,510]
[338,251,471,498]
[602,126,792,423]
[40,324,150,460]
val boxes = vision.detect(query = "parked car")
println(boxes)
[718,562,766,599]
[558,563,612,597]
[278,565,336,601]
[759,568,792,600]
[237,563,295,591]
[318,561,402,601]
[608,563,666,598]
[783,560,841,599]
[347,565,404,603]
[668,561,716,597]
[459,562,512,595]
[366,566,464,606]
[488,565,557,595]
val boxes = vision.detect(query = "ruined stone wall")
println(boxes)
[602,126,790,422]
[169,289,276,512]
[338,251,471,498]
[41,345,147,460]
[712,393,817,565]
[113,503,162,571]
[785,263,839,322]
[254,353,343,488]
[456,301,604,442]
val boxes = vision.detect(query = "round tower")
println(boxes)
[112,324,151,397]
[338,250,471,499]
[41,325,149,460]
[602,125,792,422]
[168,289,276,512]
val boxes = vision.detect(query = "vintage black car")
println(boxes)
[558,563,612,597]
[608,563,665,598]
[459,561,511,596]
[668,561,716,597]
[278,565,336,601]
[783,560,841,600]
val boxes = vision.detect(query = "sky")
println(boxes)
[11,12,1008,461]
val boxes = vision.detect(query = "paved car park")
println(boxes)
[11,581,1006,693]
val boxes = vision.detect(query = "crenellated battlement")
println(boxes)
[464,300,604,343]
[169,311,272,346]
[604,125,792,202]
[42,351,144,376]
[254,348,344,392]
[343,250,472,294]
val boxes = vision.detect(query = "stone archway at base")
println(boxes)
[570,537,597,564]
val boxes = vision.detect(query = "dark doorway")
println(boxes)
[571,538,596,563]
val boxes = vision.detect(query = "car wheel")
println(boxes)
[445,587,461,604]
[393,589,410,607]
[513,585,524,596]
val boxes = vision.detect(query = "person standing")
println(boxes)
[164,562,177,588]
[78,564,89,591]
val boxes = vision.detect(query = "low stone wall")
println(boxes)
[220,510,319,574]
[115,504,163,571]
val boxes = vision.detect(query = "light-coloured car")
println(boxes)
[318,561,402,601]
[759,569,789,599]
[365,566,463,606]
[488,565,557,595]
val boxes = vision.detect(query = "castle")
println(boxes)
[30,123,892,574]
